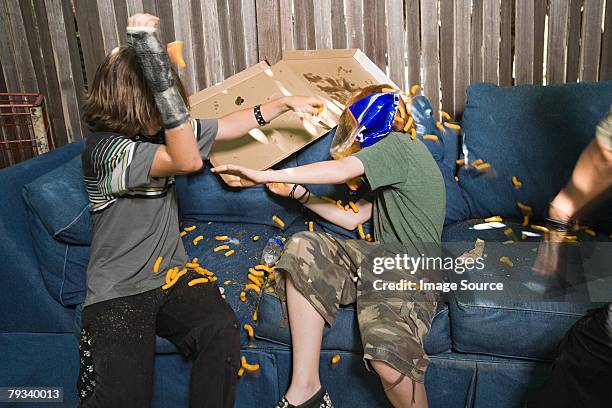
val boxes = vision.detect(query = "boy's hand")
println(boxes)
[128,13,159,29]
[211,164,268,187]
[283,96,325,115]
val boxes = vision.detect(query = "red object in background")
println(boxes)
[0,93,55,168]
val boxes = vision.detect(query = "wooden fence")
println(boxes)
[1,0,611,150]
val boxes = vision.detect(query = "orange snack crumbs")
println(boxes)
[188,277,209,286]
[214,245,230,252]
[484,216,502,223]
[153,256,163,273]
[245,283,261,294]
[184,225,196,232]
[511,176,523,189]
[348,201,359,213]
[224,249,235,257]
[193,235,204,245]
[272,215,285,228]
[331,355,341,365]
[215,235,229,241]
[423,134,439,142]
[499,256,514,267]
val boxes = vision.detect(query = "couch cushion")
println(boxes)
[0,139,84,333]
[255,291,451,355]
[442,219,609,361]
[23,156,92,245]
[25,197,89,306]
[458,81,612,226]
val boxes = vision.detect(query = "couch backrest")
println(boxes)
[0,140,83,333]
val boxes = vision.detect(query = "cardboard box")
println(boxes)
[189,49,395,184]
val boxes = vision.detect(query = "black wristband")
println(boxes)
[289,183,300,200]
[254,105,268,126]
[297,188,310,204]
[545,216,573,232]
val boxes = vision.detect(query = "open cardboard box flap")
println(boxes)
[188,49,395,184]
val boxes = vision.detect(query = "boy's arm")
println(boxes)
[211,156,366,186]
[212,156,370,230]
[127,14,202,177]
[215,96,324,141]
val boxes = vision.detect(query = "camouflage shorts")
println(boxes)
[274,231,437,383]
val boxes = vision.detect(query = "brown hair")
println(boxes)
[331,84,408,159]
[83,46,189,138]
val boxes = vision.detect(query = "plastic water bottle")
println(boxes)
[261,236,285,266]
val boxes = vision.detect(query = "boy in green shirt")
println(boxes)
[213,85,445,408]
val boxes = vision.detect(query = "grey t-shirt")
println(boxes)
[81,119,218,307]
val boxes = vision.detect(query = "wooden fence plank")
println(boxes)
[439,0,454,113]
[579,0,604,82]
[386,0,405,89]
[113,0,128,43]
[420,0,440,111]
[190,0,207,89]
[6,0,39,92]
[156,0,175,43]
[547,0,569,84]
[256,0,282,63]
[126,0,144,15]
[515,0,535,84]
[198,0,224,85]
[453,0,470,116]
[240,0,259,66]
[32,0,68,146]
[74,1,105,84]
[565,0,581,83]
[499,0,513,86]
[482,0,500,84]
[96,0,120,54]
[216,0,235,76]
[295,0,316,50]
[44,0,84,142]
[362,0,386,68]
[313,0,333,49]
[171,0,197,95]
[331,0,347,49]
[0,0,23,92]
[532,0,546,84]
[470,0,483,83]
[405,0,420,88]
[279,0,294,52]
[345,0,364,49]
[19,0,48,91]
[62,0,87,137]
[601,0,612,81]
[227,0,246,72]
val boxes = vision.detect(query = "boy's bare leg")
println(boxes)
[284,275,326,405]
[370,360,429,408]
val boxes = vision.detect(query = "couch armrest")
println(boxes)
[0,141,84,333]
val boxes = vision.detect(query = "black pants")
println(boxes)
[77,270,241,408]
[526,304,612,408]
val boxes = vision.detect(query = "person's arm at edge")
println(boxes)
[216,96,323,141]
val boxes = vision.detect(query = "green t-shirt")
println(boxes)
[353,132,445,250]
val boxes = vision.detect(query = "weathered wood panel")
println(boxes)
[1,0,610,154]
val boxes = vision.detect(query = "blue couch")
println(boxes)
[1,81,610,408]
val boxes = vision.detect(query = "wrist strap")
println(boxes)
[545,216,573,232]
[289,184,300,200]
[297,187,311,204]
[254,105,268,126]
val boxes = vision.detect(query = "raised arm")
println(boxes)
[211,156,366,186]
[216,96,324,141]
[126,14,202,177]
